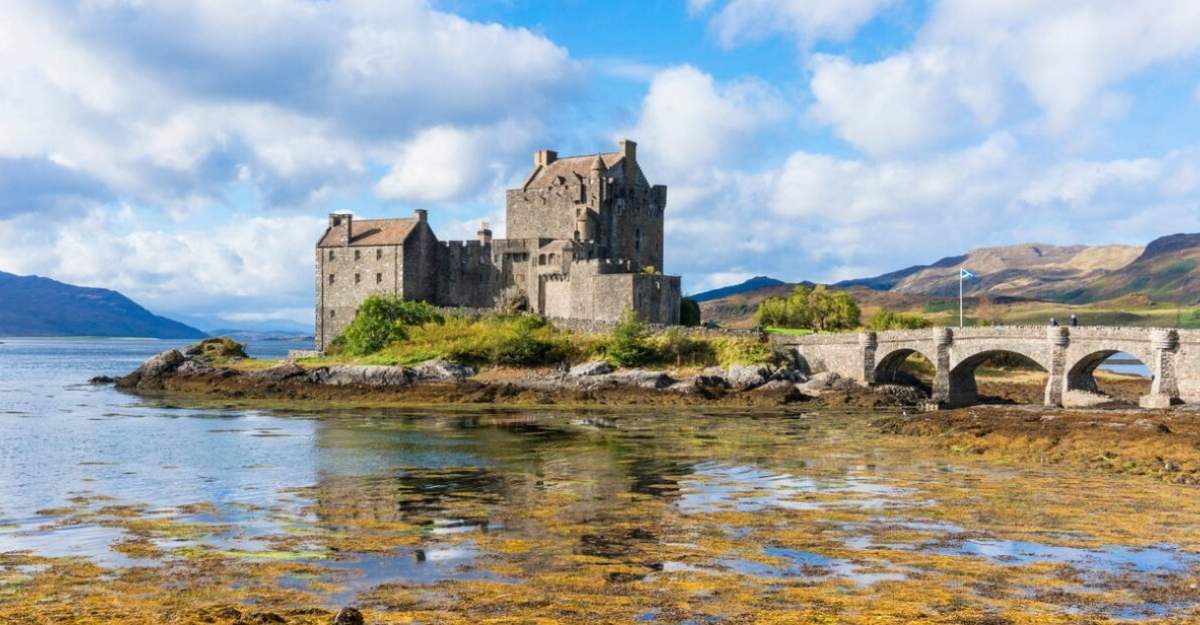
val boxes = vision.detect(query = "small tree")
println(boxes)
[608,308,654,367]
[680,297,701,326]
[341,295,443,356]
[868,309,931,330]
[756,285,859,331]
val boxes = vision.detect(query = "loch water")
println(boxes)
[0,337,1195,622]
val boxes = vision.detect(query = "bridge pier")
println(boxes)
[1140,330,1181,408]
[931,328,953,405]
[1043,327,1069,408]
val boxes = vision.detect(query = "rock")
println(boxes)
[872,384,928,405]
[1132,418,1171,434]
[770,367,807,383]
[313,365,414,387]
[668,379,702,395]
[696,367,730,388]
[117,348,185,388]
[750,379,801,398]
[88,375,115,385]
[174,359,214,377]
[413,359,475,381]
[184,337,248,361]
[250,362,308,383]
[726,364,771,391]
[610,369,675,390]
[332,607,364,625]
[1062,389,1114,408]
[569,361,613,377]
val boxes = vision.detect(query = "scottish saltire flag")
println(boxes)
[960,268,977,280]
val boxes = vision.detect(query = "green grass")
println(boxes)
[764,327,814,336]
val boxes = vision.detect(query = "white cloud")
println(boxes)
[706,0,895,49]
[805,0,1200,155]
[624,66,788,181]
[0,0,580,211]
[376,123,534,204]
[0,208,326,322]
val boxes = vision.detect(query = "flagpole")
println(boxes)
[959,269,964,328]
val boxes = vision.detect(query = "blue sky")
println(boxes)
[2,0,1199,330]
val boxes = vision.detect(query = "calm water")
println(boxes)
[0,338,1194,621]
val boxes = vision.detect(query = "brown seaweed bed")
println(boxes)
[3,405,1200,625]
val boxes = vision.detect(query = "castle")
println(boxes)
[315,140,682,350]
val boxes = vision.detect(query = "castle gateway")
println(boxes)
[315,140,682,350]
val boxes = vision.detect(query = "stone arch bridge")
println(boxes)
[772,326,1200,408]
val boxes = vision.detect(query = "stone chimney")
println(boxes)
[619,139,636,162]
[414,209,427,223]
[329,213,351,246]
[618,139,636,178]
[534,149,558,168]
[477,222,492,245]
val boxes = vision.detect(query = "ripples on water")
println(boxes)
[0,337,1196,621]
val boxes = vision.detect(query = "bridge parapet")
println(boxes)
[771,325,1198,408]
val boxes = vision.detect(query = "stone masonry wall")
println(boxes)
[315,243,403,351]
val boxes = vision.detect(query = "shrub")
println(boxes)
[713,337,774,367]
[491,314,565,366]
[654,328,715,366]
[342,295,443,356]
[680,297,701,327]
[754,285,860,332]
[867,309,932,331]
[607,309,654,367]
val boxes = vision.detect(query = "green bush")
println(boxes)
[867,309,932,331]
[491,314,565,366]
[607,309,655,367]
[342,296,443,356]
[680,297,702,327]
[754,285,860,332]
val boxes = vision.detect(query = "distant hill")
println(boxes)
[839,243,1142,298]
[0,271,205,338]
[208,329,314,342]
[697,233,1200,327]
[690,276,786,302]
[1062,234,1200,304]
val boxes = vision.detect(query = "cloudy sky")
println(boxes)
[3,0,1199,329]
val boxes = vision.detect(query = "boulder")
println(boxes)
[313,365,414,387]
[250,362,309,383]
[569,361,614,377]
[611,369,675,390]
[88,375,115,385]
[797,371,859,396]
[117,348,185,388]
[413,359,475,381]
[696,367,730,388]
[174,359,214,377]
[1132,418,1171,434]
[332,607,364,625]
[750,379,803,401]
[726,364,771,391]
[183,337,248,361]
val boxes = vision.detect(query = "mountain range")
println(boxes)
[694,232,1200,325]
[0,271,206,339]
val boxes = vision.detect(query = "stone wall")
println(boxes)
[435,239,497,308]
[315,243,404,351]
[774,326,1200,407]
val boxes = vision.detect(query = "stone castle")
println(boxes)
[315,140,681,350]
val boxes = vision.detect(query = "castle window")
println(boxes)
[328,274,335,285]
[635,228,643,252]
[355,273,361,284]
[376,249,383,260]
[328,250,335,261]
[329,309,335,318]
[538,254,546,265]
[354,249,361,261]
[376,273,383,284]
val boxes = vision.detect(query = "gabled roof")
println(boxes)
[317,218,418,248]
[524,152,624,189]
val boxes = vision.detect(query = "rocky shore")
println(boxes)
[110,340,929,408]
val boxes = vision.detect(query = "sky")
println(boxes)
[2,0,1199,330]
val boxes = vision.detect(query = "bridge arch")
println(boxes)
[946,348,1049,406]
[873,347,938,386]
[1065,349,1152,405]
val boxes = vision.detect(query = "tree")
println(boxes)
[608,308,654,367]
[868,309,931,330]
[680,297,701,326]
[753,285,859,331]
[341,295,443,355]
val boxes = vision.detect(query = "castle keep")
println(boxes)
[315,140,681,350]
